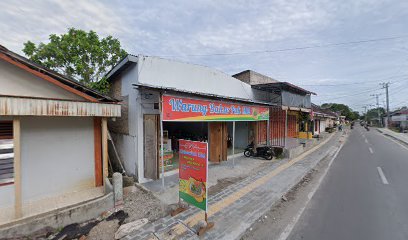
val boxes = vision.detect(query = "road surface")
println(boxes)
[287,126,408,240]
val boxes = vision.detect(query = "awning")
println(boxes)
[0,96,121,117]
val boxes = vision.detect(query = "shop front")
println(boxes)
[153,94,269,178]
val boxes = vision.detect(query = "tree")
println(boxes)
[23,28,127,93]
[321,103,360,121]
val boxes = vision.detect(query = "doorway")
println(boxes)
[209,122,227,163]
[143,114,159,180]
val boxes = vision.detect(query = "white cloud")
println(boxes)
[0,0,129,53]
[1,0,407,112]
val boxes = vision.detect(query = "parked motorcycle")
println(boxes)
[244,142,275,160]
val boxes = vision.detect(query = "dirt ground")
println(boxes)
[21,185,166,240]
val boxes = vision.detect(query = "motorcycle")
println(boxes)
[364,125,370,131]
[244,142,275,160]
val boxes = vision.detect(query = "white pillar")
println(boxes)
[13,118,21,219]
[159,95,165,189]
[232,121,235,167]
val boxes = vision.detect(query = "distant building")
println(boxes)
[234,70,315,144]
[386,108,408,130]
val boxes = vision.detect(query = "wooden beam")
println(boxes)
[13,118,22,219]
[0,53,98,103]
[94,118,103,187]
[101,118,108,191]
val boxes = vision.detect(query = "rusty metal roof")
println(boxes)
[0,95,121,117]
[252,82,316,95]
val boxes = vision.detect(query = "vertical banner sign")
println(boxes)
[179,139,208,211]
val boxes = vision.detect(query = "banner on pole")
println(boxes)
[178,139,208,211]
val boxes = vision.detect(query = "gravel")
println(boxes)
[122,185,166,223]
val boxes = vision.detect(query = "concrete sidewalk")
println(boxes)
[377,128,408,144]
[123,131,346,240]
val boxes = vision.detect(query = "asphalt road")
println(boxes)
[288,126,408,240]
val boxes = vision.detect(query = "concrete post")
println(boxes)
[113,172,123,209]
[13,118,22,219]
[232,121,235,167]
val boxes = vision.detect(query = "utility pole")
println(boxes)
[363,106,368,122]
[370,93,382,127]
[363,104,374,124]
[381,82,390,128]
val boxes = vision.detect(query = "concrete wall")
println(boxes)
[0,184,14,208]
[320,120,327,133]
[108,63,139,179]
[20,117,95,202]
[233,70,278,85]
[0,60,84,101]
[0,192,114,238]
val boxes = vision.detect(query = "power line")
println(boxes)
[317,87,383,101]
[298,75,408,87]
[160,35,408,57]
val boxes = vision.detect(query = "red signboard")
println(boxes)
[178,139,208,211]
[162,95,269,121]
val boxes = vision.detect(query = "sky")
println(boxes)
[1,0,408,113]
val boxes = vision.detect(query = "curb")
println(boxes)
[376,128,408,147]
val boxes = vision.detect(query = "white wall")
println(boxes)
[0,184,14,208]
[20,117,95,202]
[0,60,84,101]
[320,120,327,133]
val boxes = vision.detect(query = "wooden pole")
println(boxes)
[102,118,108,192]
[13,118,22,219]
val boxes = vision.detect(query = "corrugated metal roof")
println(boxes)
[0,96,121,117]
[107,55,277,104]
[252,82,316,95]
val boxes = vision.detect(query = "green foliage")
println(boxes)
[365,107,385,121]
[22,28,127,94]
[321,103,360,120]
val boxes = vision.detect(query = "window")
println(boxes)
[0,121,14,186]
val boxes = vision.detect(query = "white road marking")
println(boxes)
[277,136,347,240]
[378,133,408,152]
[377,167,389,185]
[365,138,369,144]
[369,147,373,154]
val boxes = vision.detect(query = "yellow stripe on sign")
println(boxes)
[170,133,336,236]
